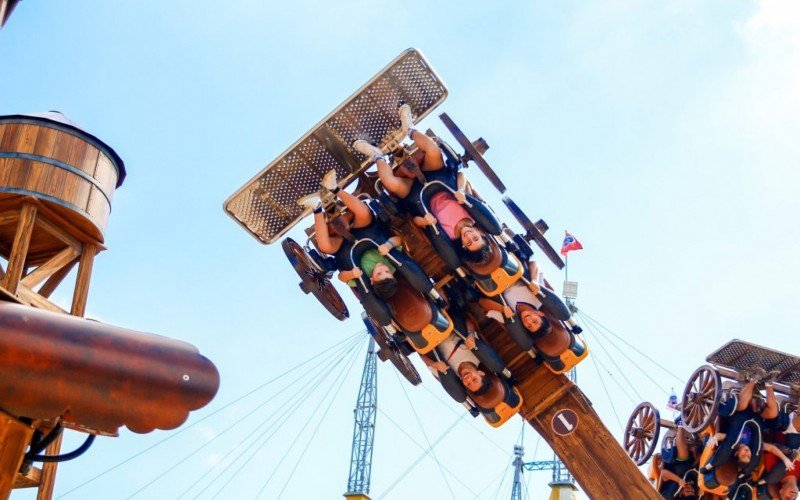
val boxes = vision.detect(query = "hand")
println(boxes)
[351,267,363,279]
[454,190,467,204]
[785,458,795,471]
[677,479,686,489]
[527,281,541,295]
[433,361,448,374]
[464,332,477,350]
[503,306,514,319]
[706,436,718,448]
[424,213,438,226]
[486,310,504,323]
[378,242,392,256]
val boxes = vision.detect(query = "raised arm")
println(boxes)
[313,211,341,255]
[336,189,372,229]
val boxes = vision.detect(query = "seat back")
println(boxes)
[387,279,432,333]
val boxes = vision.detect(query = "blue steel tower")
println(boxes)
[344,338,377,500]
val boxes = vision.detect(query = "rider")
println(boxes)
[659,423,700,499]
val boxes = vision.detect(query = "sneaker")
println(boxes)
[398,103,414,135]
[352,139,383,160]
[749,366,767,382]
[321,169,338,192]
[764,370,781,385]
[297,193,321,211]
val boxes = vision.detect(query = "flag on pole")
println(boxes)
[667,390,679,411]
[560,232,583,256]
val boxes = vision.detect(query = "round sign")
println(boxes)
[551,408,579,436]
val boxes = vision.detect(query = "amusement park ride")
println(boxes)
[224,48,660,499]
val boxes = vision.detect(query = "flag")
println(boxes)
[667,390,679,410]
[560,232,583,256]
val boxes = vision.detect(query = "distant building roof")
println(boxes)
[0,110,127,187]
[0,0,21,28]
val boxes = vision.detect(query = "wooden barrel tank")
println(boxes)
[0,111,126,244]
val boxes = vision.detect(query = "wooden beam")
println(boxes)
[70,243,96,317]
[35,215,81,252]
[2,203,37,294]
[14,466,41,488]
[37,259,78,299]
[35,434,62,500]
[16,284,66,313]
[21,246,80,289]
[0,410,34,499]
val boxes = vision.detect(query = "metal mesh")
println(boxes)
[225,49,448,244]
[707,340,800,386]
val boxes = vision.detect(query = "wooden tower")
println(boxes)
[0,111,126,499]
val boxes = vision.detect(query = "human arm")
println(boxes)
[420,354,449,374]
[454,172,468,204]
[413,214,438,227]
[313,212,340,255]
[478,298,513,319]
[763,443,795,470]
[659,468,685,488]
[336,189,372,228]
[378,236,402,256]
[337,267,363,283]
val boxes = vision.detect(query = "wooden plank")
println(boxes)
[2,202,37,294]
[36,213,81,250]
[16,283,66,313]
[37,258,77,298]
[0,410,34,499]
[14,466,41,488]
[71,243,96,316]
[36,434,62,500]
[21,246,80,288]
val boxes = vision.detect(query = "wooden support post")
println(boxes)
[0,411,34,500]
[70,244,95,317]
[35,433,62,500]
[518,368,660,500]
[2,203,37,295]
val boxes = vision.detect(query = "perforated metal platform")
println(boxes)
[707,340,800,387]
[225,48,448,244]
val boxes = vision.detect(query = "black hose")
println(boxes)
[26,434,96,463]
[25,423,63,457]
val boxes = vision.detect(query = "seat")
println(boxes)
[386,280,452,355]
[467,241,523,297]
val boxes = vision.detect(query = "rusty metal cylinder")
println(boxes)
[0,302,219,435]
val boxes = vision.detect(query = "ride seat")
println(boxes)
[467,241,523,297]
[470,374,523,428]
[542,334,589,375]
[386,280,452,355]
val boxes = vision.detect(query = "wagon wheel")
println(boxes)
[282,238,349,321]
[624,402,661,466]
[439,112,508,193]
[501,196,565,269]
[361,313,421,386]
[681,365,722,434]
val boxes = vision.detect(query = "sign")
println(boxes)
[552,408,579,436]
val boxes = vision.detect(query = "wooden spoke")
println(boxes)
[282,238,349,321]
[624,402,661,465]
[681,365,722,433]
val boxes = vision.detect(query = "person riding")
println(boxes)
[352,104,506,272]
[298,170,443,327]
[659,422,701,499]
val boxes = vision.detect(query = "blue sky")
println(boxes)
[2,1,799,498]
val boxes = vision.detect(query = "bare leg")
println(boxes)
[761,384,779,420]
[313,211,341,255]
[335,189,372,228]
[737,379,755,412]
[376,156,412,198]
[410,130,444,171]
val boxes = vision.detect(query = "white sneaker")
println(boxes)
[321,169,338,192]
[398,103,414,135]
[297,193,321,211]
[352,139,383,160]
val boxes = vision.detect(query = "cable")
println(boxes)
[576,310,684,384]
[393,368,457,500]
[579,319,644,401]
[375,407,480,498]
[472,456,513,500]
[377,413,464,498]
[586,340,624,434]
[578,312,671,397]
[178,333,364,498]
[579,326,640,405]
[273,337,365,499]
[208,336,365,499]
[56,330,364,499]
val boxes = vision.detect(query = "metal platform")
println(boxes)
[224,48,448,244]
[707,339,800,387]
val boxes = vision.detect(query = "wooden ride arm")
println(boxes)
[0,302,219,435]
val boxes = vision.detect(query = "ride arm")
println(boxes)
[313,212,340,255]
[336,189,372,228]
[377,158,411,198]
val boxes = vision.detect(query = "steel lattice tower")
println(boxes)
[344,338,377,500]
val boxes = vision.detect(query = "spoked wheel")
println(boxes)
[282,238,349,321]
[361,313,421,386]
[439,112,508,194]
[501,196,565,269]
[681,365,722,433]
[624,402,661,466]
